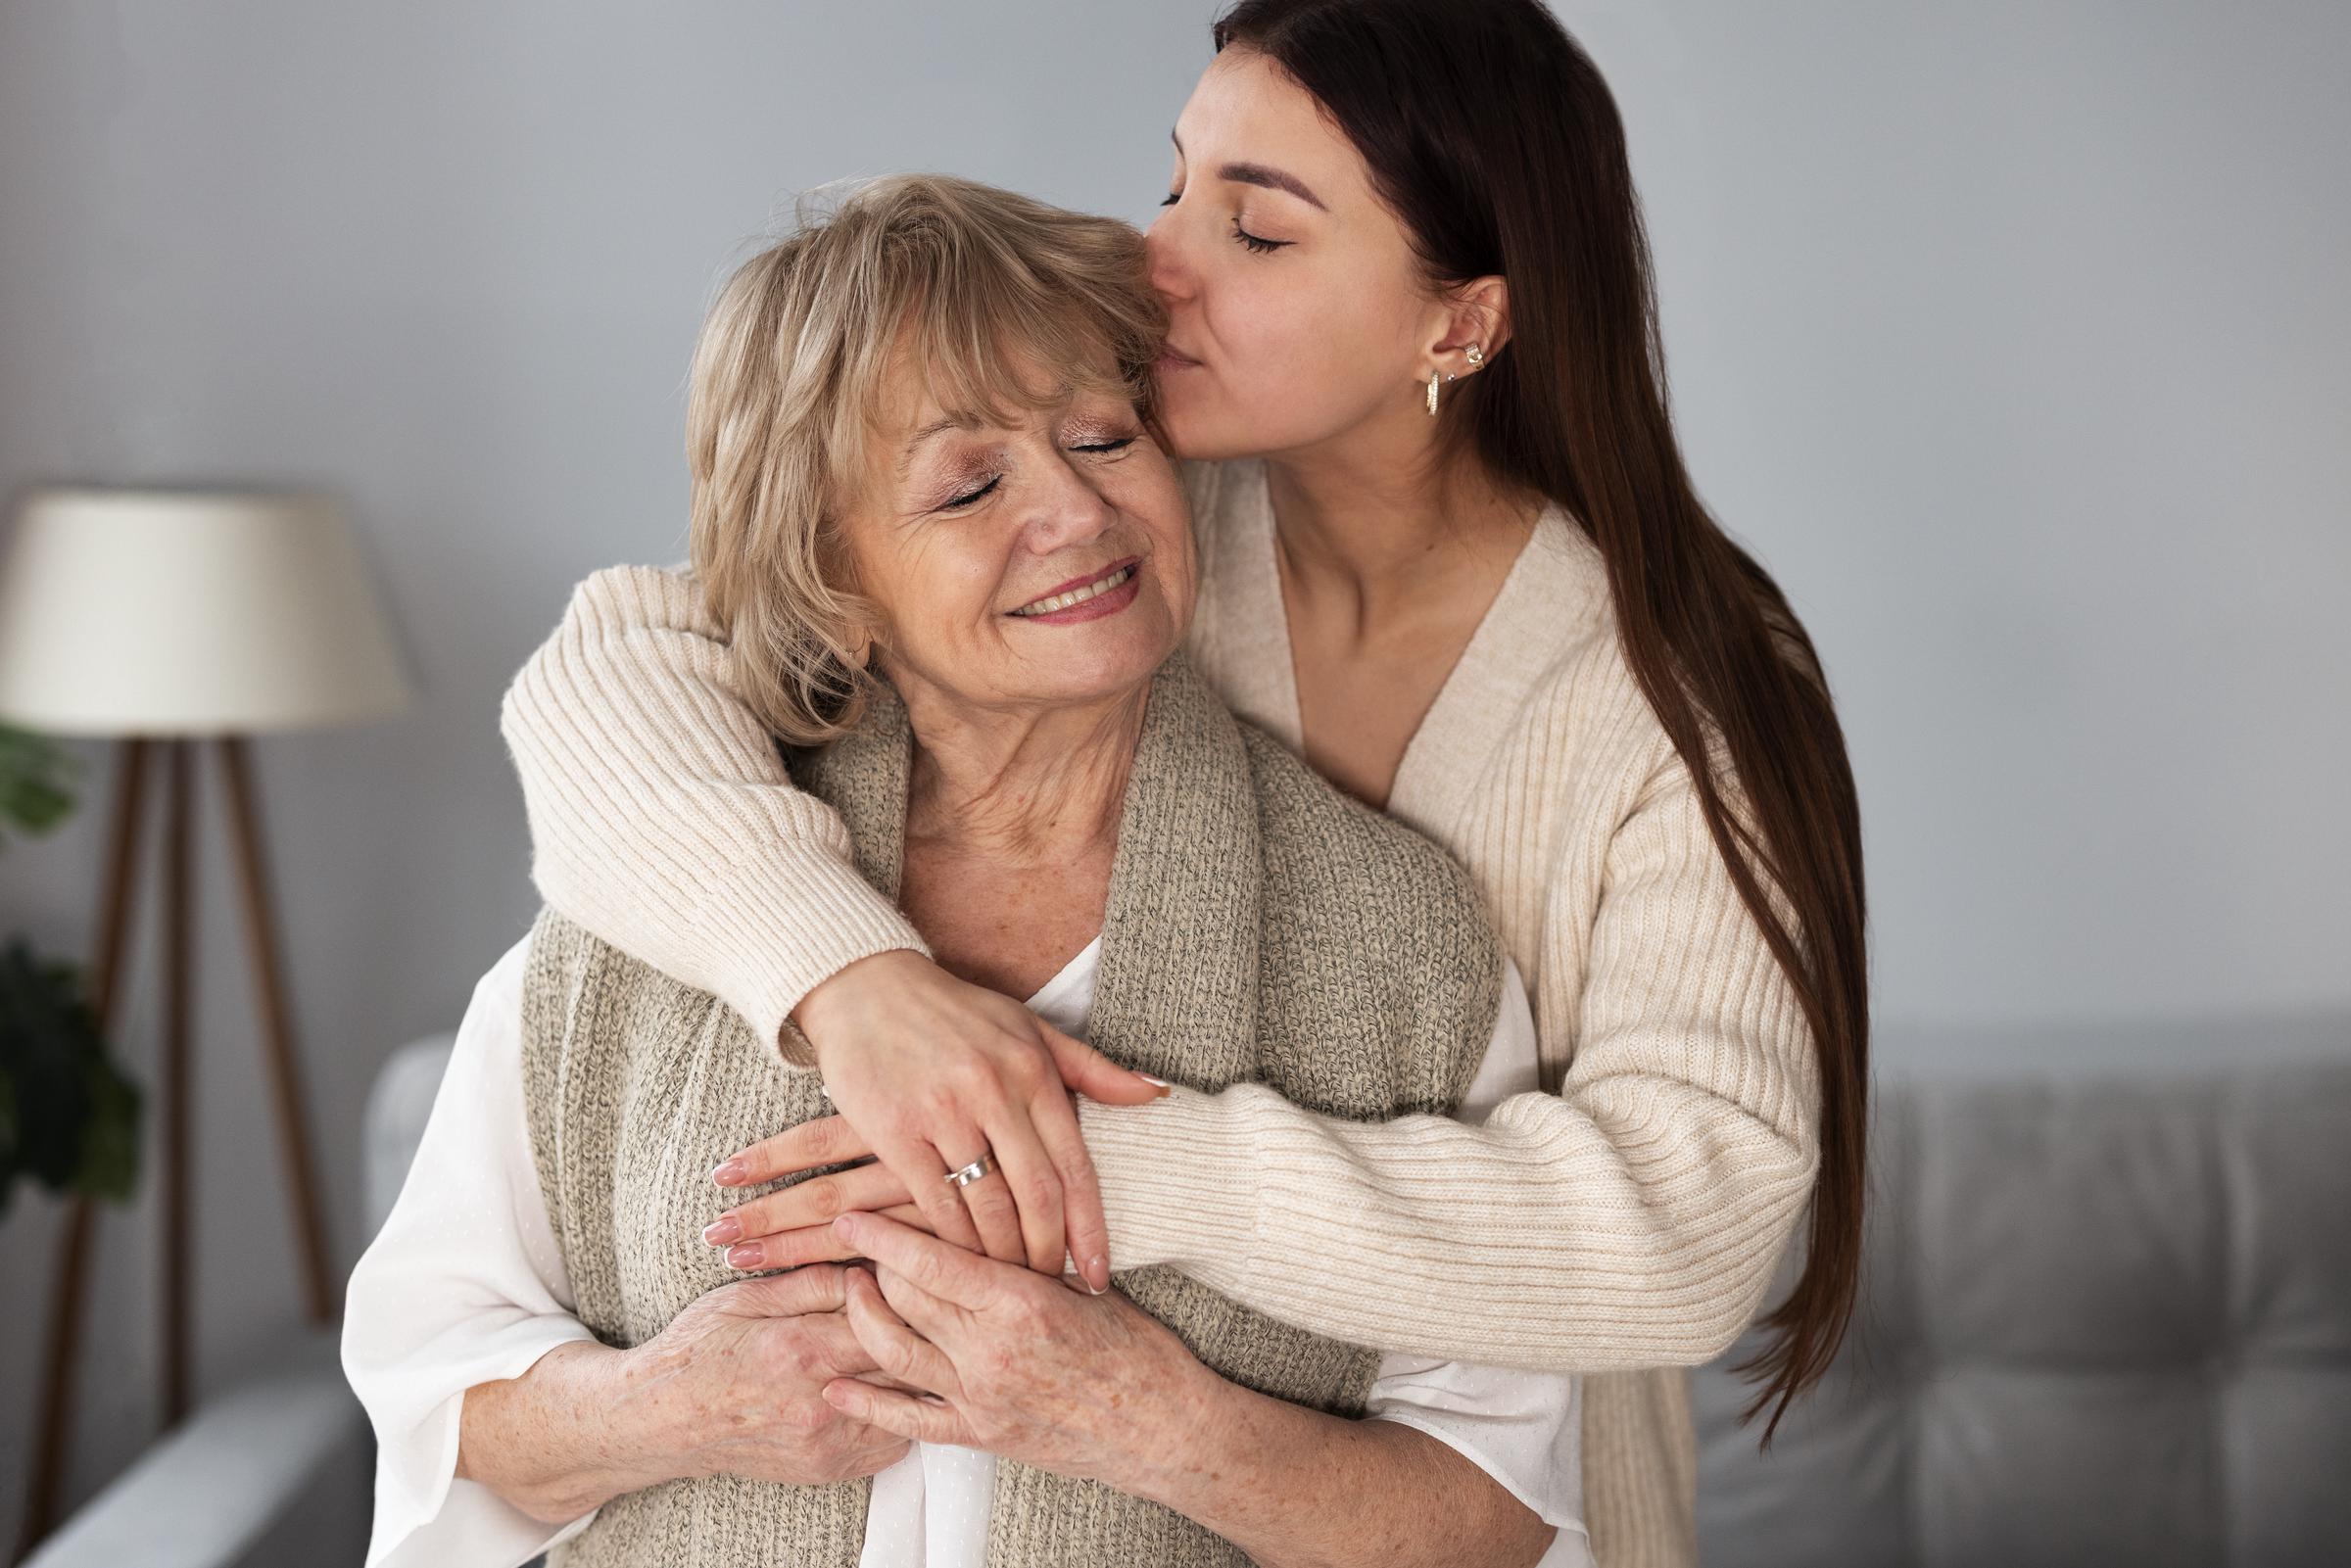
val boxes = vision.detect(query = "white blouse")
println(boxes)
[343,926,1593,1568]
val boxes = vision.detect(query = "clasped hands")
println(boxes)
[815,1210,1202,1491]
[685,948,1192,1487]
[678,1183,1200,1492]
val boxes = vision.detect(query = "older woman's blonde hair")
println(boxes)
[685,172,1167,745]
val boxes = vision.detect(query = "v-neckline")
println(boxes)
[1230,458,1602,839]
[1024,931,1102,1012]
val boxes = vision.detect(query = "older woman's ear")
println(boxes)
[835,606,876,673]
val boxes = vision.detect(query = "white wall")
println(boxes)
[1588,2,2351,1032]
[3,0,2344,1545]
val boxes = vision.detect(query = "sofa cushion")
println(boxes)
[1697,1061,2351,1568]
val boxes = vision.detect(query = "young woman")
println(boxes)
[498,3,1868,1563]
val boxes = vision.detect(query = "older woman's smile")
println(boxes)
[1007,558,1142,622]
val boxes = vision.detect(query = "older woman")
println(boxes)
[343,173,1586,1568]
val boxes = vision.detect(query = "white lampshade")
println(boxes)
[0,488,415,736]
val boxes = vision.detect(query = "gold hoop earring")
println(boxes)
[1426,368,1441,416]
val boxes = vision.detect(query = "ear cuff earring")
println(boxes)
[1426,344,1485,416]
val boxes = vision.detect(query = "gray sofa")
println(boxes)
[29,1033,2350,1566]
[1692,1062,2351,1567]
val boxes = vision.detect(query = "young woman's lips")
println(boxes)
[1007,560,1143,625]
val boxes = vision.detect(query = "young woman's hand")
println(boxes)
[703,1110,927,1271]
[780,949,1169,1294]
[817,1212,1220,1494]
[702,1109,1105,1291]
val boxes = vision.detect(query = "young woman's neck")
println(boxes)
[1263,424,1539,637]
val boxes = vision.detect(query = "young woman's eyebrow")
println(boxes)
[1170,129,1327,212]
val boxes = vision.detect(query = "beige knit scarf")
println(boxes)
[520,647,1505,1566]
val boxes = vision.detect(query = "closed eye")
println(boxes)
[940,476,1000,510]
[1230,219,1288,255]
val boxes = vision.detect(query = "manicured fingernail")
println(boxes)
[725,1242,764,1268]
[1085,1255,1110,1294]
[701,1214,743,1245]
[1138,1073,1172,1090]
[711,1161,747,1186]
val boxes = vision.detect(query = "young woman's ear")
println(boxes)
[1428,274,1511,376]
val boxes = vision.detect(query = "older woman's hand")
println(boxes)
[752,952,1171,1293]
[458,1263,920,1524]
[816,1212,1216,1494]
[624,1264,916,1488]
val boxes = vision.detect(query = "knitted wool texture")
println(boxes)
[519,648,1506,1566]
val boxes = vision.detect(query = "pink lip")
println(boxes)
[1158,345,1203,369]
[1009,559,1145,625]
[1019,555,1141,606]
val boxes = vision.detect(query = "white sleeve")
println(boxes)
[1363,958,1592,1565]
[340,930,603,1568]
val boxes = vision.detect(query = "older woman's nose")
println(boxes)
[1024,464,1121,554]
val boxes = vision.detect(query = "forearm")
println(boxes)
[1080,1076,1815,1371]
[1126,1367,1553,1568]
[1073,718,1825,1373]
[456,1340,679,1525]
[500,562,927,1062]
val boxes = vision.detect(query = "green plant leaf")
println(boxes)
[0,724,83,846]
[0,935,143,1213]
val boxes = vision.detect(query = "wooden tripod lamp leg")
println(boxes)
[160,738,193,1425]
[214,736,336,1324]
[16,737,150,1564]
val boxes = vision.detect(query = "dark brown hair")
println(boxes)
[1214,0,1869,1441]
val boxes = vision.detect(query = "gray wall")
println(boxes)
[2,0,2344,1546]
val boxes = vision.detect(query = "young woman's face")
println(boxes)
[1147,47,1446,462]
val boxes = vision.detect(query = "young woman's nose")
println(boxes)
[1143,214,1193,308]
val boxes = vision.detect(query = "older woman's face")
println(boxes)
[841,345,1195,715]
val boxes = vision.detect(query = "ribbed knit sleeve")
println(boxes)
[1077,736,1820,1371]
[498,563,929,1069]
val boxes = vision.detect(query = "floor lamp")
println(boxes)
[0,489,413,1559]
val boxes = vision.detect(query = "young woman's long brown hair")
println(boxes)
[1215,0,1870,1441]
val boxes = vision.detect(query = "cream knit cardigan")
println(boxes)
[498,456,1822,1568]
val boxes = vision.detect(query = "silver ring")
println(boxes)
[944,1152,996,1189]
